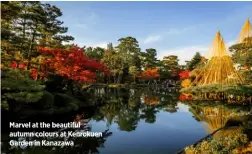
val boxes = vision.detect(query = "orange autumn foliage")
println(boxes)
[137,68,160,80]
[144,96,159,105]
[104,50,113,56]
[181,79,191,88]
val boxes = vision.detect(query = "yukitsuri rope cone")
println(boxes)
[237,19,252,44]
[191,31,243,86]
[236,19,252,58]
[190,105,234,133]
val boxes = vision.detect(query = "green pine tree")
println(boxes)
[187,52,202,70]
[1,69,45,111]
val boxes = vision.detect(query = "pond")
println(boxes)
[1,87,251,154]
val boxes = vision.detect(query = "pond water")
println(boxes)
[1,87,250,154]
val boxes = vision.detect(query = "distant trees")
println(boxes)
[85,47,105,60]
[186,52,202,70]
[141,48,158,69]
[162,55,181,80]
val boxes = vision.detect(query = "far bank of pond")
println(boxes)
[1,87,252,154]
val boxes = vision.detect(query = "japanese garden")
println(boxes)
[1,1,252,154]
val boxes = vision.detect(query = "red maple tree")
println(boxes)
[179,70,191,79]
[9,61,45,80]
[36,46,110,82]
[178,94,192,101]
[9,46,110,82]
[10,61,27,69]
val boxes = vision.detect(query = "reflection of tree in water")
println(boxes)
[140,105,158,123]
[55,129,112,154]
[213,126,243,139]
[187,103,250,133]
[116,106,139,131]
[91,87,179,131]
[159,93,179,113]
[184,102,251,154]
[98,97,123,126]
[140,92,159,123]
[111,88,140,131]
[91,88,140,131]
[164,104,178,113]
[144,96,159,105]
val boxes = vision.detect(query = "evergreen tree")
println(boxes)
[187,52,202,70]
[229,37,252,84]
[1,69,45,111]
[1,1,74,59]
[107,42,114,51]
[229,37,252,70]
[85,47,105,60]
[115,36,141,82]
[39,3,74,48]
[141,48,158,69]
[162,55,180,80]
[1,2,22,55]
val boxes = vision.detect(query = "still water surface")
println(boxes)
[2,87,249,154]
[91,103,207,154]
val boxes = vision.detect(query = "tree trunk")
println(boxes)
[114,74,117,83]
[20,3,27,51]
[67,80,74,96]
[27,23,38,70]
[117,73,121,83]
[21,18,26,50]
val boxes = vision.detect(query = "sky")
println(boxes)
[48,1,252,64]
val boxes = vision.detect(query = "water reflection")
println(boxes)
[186,102,251,133]
[91,88,180,130]
[2,87,251,154]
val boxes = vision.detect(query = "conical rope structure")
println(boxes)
[191,31,244,86]
[237,19,252,44]
[235,19,252,58]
